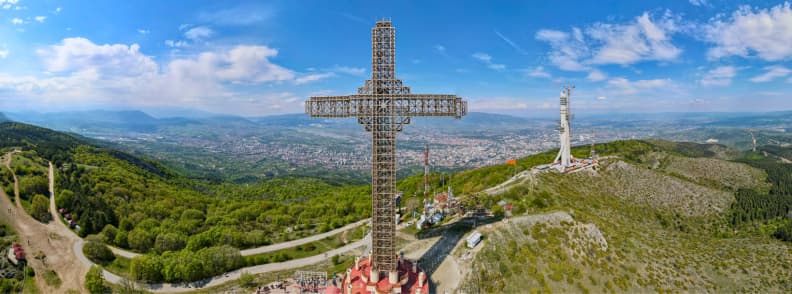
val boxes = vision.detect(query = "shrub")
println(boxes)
[83,240,115,264]
[86,266,107,293]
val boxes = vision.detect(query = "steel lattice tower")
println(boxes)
[305,20,467,283]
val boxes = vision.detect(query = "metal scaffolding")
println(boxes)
[305,20,467,278]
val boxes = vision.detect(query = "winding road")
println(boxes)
[43,159,371,292]
[107,218,370,259]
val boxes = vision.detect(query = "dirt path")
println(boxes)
[2,151,22,209]
[0,154,88,293]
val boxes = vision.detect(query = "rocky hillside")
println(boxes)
[459,144,791,293]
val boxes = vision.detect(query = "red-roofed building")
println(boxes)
[325,285,342,294]
[341,256,430,294]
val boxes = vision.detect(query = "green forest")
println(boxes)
[731,148,792,242]
[2,121,790,284]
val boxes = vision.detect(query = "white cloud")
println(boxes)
[433,45,446,55]
[536,11,683,70]
[198,5,272,26]
[37,38,158,76]
[472,52,505,71]
[54,7,62,14]
[750,66,791,82]
[525,66,551,78]
[137,29,149,35]
[294,73,335,85]
[689,0,707,6]
[167,45,294,84]
[494,30,528,55]
[0,38,309,115]
[597,96,607,100]
[705,3,792,61]
[34,16,46,23]
[700,66,737,86]
[184,26,213,41]
[535,29,589,71]
[607,77,674,95]
[11,18,23,25]
[587,12,682,65]
[165,40,187,48]
[587,69,607,81]
[1,0,18,10]
[332,65,366,76]
[0,50,7,58]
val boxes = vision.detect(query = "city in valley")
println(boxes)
[0,1,791,294]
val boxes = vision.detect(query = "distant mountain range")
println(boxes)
[4,110,545,134]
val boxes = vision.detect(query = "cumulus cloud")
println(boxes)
[1,0,19,10]
[705,3,792,61]
[34,16,46,23]
[586,69,607,81]
[607,77,674,95]
[11,17,23,25]
[597,96,607,100]
[137,29,149,35]
[524,66,551,78]
[0,50,7,58]
[535,28,589,71]
[700,66,737,86]
[165,40,187,48]
[0,38,320,115]
[587,12,682,65]
[689,0,707,6]
[472,52,506,71]
[536,11,683,70]
[184,26,213,41]
[750,66,791,82]
[37,38,158,76]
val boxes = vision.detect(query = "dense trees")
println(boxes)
[130,245,244,283]
[30,194,51,222]
[84,237,115,264]
[731,150,792,243]
[85,266,107,294]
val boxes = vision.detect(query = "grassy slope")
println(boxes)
[460,142,791,293]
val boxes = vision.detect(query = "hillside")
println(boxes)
[456,141,792,293]
[0,122,372,283]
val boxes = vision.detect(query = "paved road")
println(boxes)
[74,232,370,293]
[35,156,371,292]
[108,216,370,259]
[240,219,369,256]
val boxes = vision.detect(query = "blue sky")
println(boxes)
[1,0,791,116]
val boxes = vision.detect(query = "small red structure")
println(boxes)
[325,285,342,294]
[341,256,430,294]
[8,243,26,265]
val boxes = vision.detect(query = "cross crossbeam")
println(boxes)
[304,20,466,280]
[304,94,467,118]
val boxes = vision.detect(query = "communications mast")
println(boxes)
[552,84,574,172]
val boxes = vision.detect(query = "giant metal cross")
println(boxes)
[305,20,467,279]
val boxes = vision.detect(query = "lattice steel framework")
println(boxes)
[305,20,467,275]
